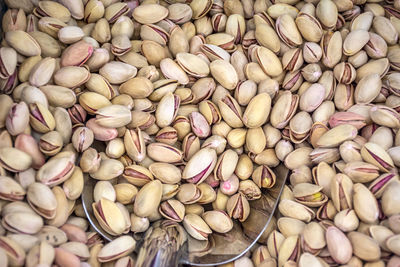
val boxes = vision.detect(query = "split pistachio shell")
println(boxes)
[97,235,136,262]
[147,143,183,163]
[36,157,75,186]
[255,46,283,77]
[183,213,212,241]
[343,30,370,56]
[5,30,41,57]
[278,199,315,222]
[218,95,243,128]
[293,183,328,207]
[0,0,399,264]
[0,147,32,172]
[183,148,217,184]
[176,52,210,78]
[2,212,43,234]
[361,142,394,172]
[0,176,25,201]
[214,149,238,181]
[95,105,131,128]
[159,199,185,222]
[27,183,57,219]
[93,198,126,236]
[0,236,26,266]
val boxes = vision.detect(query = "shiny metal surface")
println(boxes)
[82,165,289,266]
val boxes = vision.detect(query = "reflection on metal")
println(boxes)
[82,164,289,266]
[82,175,113,242]
[187,164,289,266]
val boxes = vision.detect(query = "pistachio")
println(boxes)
[6,102,30,136]
[93,198,126,236]
[326,226,353,264]
[37,157,75,186]
[27,183,57,220]
[149,163,181,184]
[243,93,271,128]
[202,210,233,233]
[0,236,26,266]
[316,124,358,148]
[348,231,381,261]
[5,30,41,57]
[159,199,185,222]
[99,61,137,84]
[0,147,32,173]
[210,59,238,90]
[183,148,217,184]
[147,143,183,163]
[97,235,136,262]
[0,0,398,264]
[134,180,162,217]
[361,142,394,172]
[0,176,25,201]
[90,159,124,181]
[132,4,168,24]
[183,213,212,241]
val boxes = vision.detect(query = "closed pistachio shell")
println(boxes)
[149,163,181,184]
[343,30,370,56]
[316,124,358,148]
[134,180,162,217]
[132,4,168,24]
[114,183,138,205]
[210,60,238,90]
[353,183,379,224]
[382,181,400,216]
[326,226,353,264]
[348,231,381,261]
[242,93,271,128]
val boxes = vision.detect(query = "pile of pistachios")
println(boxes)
[1,0,400,265]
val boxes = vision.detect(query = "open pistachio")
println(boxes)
[183,213,212,241]
[0,0,398,265]
[183,148,217,184]
[97,235,136,263]
[93,198,126,236]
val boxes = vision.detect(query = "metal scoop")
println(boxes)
[82,164,288,267]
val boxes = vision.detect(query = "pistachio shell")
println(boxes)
[132,4,168,24]
[133,180,162,217]
[97,235,136,262]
